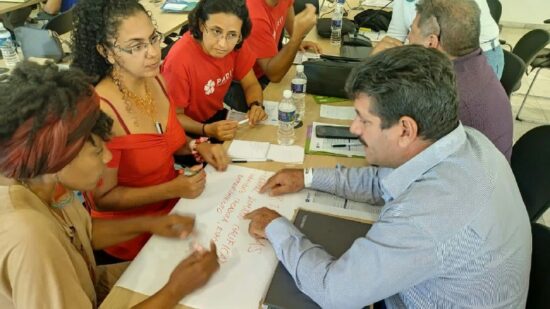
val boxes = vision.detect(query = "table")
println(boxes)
[0,0,39,15]
[141,0,189,36]
[101,3,372,308]
[101,67,366,309]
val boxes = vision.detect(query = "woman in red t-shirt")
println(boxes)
[162,0,267,141]
[71,0,230,261]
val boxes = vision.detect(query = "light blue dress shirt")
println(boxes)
[266,124,532,308]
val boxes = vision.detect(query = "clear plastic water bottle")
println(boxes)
[0,23,19,69]
[277,90,296,145]
[291,64,307,125]
[330,1,344,46]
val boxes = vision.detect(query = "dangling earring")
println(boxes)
[51,175,74,209]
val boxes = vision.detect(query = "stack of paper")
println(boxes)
[228,140,305,163]
[293,51,321,64]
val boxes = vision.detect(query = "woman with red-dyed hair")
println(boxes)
[0,62,219,308]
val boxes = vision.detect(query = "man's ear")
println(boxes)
[397,116,419,147]
[426,33,440,49]
[96,44,114,64]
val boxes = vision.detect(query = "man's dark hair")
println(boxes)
[416,0,481,57]
[71,0,149,82]
[345,45,459,141]
[0,61,112,144]
[188,0,252,50]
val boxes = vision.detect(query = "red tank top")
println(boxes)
[90,76,186,260]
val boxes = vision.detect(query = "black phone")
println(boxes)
[315,125,358,139]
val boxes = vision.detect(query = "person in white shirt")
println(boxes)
[384,0,503,78]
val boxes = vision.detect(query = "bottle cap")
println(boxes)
[283,90,292,98]
[296,65,304,73]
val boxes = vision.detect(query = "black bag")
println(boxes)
[353,9,393,32]
[316,17,356,38]
[303,55,361,98]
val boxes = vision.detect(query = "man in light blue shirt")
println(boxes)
[244,45,531,308]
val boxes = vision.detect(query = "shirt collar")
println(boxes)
[380,123,465,201]
[452,48,483,66]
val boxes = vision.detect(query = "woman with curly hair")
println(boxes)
[71,0,228,261]
[0,62,219,308]
[162,0,267,141]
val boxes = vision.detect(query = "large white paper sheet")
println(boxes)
[115,165,304,309]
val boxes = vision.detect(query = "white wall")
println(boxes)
[501,0,549,26]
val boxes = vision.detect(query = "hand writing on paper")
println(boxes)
[196,143,229,171]
[260,168,305,196]
[244,207,282,239]
[148,214,195,239]
[169,165,206,198]
[166,241,220,298]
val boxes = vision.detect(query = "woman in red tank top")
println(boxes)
[72,0,230,261]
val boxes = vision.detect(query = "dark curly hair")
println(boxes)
[0,61,112,144]
[71,0,149,82]
[188,0,252,50]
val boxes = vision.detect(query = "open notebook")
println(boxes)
[228,140,304,164]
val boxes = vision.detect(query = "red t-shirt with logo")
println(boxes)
[246,0,294,77]
[161,33,256,122]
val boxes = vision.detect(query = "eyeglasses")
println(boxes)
[114,31,163,55]
[203,24,241,44]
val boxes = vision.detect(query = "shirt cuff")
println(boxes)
[303,168,313,188]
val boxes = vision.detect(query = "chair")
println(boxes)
[42,7,74,36]
[510,125,550,222]
[526,223,550,308]
[500,50,525,97]
[486,0,502,24]
[514,28,550,121]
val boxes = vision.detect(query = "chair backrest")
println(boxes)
[486,0,502,24]
[512,29,550,69]
[500,50,525,96]
[526,223,550,308]
[511,125,550,222]
[42,7,74,36]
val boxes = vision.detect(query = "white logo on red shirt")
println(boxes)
[204,80,215,95]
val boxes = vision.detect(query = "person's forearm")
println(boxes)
[42,0,62,15]
[243,84,263,107]
[91,216,155,249]
[95,182,176,211]
[310,166,389,204]
[132,283,182,309]
[262,37,302,82]
[177,113,205,136]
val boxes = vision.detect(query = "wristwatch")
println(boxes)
[249,101,265,110]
